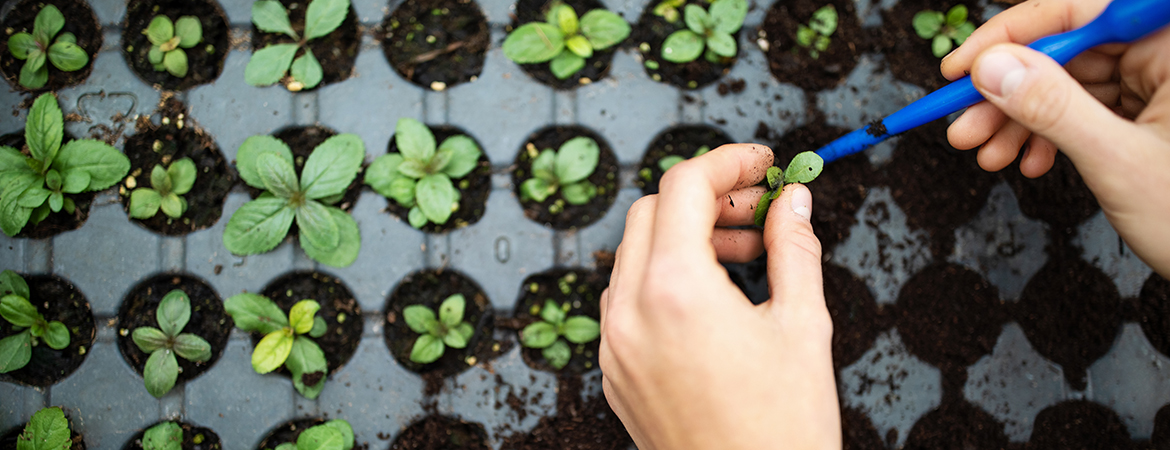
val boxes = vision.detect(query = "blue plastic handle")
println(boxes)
[814,0,1170,164]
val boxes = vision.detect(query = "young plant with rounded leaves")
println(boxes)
[913,5,975,58]
[223,133,363,267]
[652,0,686,23]
[502,2,630,80]
[795,5,837,59]
[131,290,212,398]
[520,137,600,208]
[660,0,747,64]
[6,5,89,89]
[17,407,72,450]
[0,270,69,373]
[403,294,474,364]
[144,15,203,78]
[272,420,355,450]
[224,294,330,399]
[520,299,600,369]
[128,157,196,220]
[364,118,481,229]
[142,421,183,450]
[0,93,129,237]
[753,151,824,226]
[245,0,350,91]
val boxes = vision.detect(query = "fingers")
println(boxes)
[761,184,825,315]
[977,120,1031,172]
[609,196,658,318]
[715,186,768,227]
[712,228,764,263]
[1020,135,1058,178]
[948,102,1009,150]
[1065,50,1119,84]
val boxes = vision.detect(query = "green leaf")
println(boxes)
[410,334,444,364]
[275,444,298,450]
[144,348,179,397]
[754,188,774,227]
[309,316,327,338]
[932,34,953,58]
[8,33,38,60]
[442,325,469,349]
[297,200,340,253]
[521,321,558,348]
[455,322,474,342]
[809,5,838,36]
[224,293,290,334]
[147,16,175,46]
[26,93,63,167]
[565,35,592,58]
[549,51,585,80]
[143,422,183,450]
[54,139,131,191]
[563,316,600,343]
[0,331,31,373]
[526,149,553,182]
[407,206,425,228]
[814,35,830,52]
[415,174,456,225]
[322,420,354,450]
[765,166,782,189]
[561,181,595,205]
[684,4,709,34]
[540,299,565,324]
[132,326,169,353]
[47,42,88,71]
[25,48,46,73]
[245,43,298,87]
[439,294,465,328]
[364,153,403,197]
[42,321,68,350]
[548,3,578,36]
[394,118,436,163]
[299,206,360,267]
[19,406,71,450]
[661,29,704,63]
[946,5,968,28]
[252,329,293,373]
[437,135,481,178]
[17,184,50,208]
[60,168,88,194]
[913,10,944,39]
[35,5,65,42]
[520,178,555,203]
[542,339,571,369]
[236,135,294,190]
[55,32,76,45]
[252,1,297,39]
[175,16,202,48]
[706,30,736,57]
[783,153,823,184]
[397,160,427,179]
[157,289,191,337]
[0,271,30,299]
[579,9,629,50]
[43,169,61,191]
[130,188,162,219]
[290,50,324,90]
[298,423,344,450]
[555,137,599,184]
[149,46,164,65]
[289,300,320,335]
[304,0,350,41]
[658,155,684,172]
[163,48,188,77]
[19,58,48,89]
[954,22,975,44]
[301,133,364,200]
[287,336,328,398]
[0,146,34,182]
[389,178,417,207]
[28,320,47,338]
[172,333,212,362]
[165,158,196,196]
[503,22,565,64]
[403,305,437,335]
[0,174,37,237]
[223,197,296,255]
[1,294,40,327]
[709,0,748,34]
[256,152,300,199]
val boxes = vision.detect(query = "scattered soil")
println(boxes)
[1003,152,1099,237]
[0,411,87,450]
[121,0,230,91]
[0,275,95,387]
[840,406,884,450]
[512,126,620,230]
[0,132,95,240]
[382,125,492,233]
[389,415,489,449]
[119,98,234,235]
[250,0,360,90]
[510,0,620,89]
[0,0,101,92]
[1027,400,1134,450]
[1137,274,1170,357]
[503,268,605,374]
[258,418,360,450]
[631,0,739,90]
[824,263,884,369]
[253,271,364,380]
[901,399,1010,450]
[760,0,866,92]
[121,421,222,450]
[500,376,632,450]
[635,124,733,195]
[380,0,489,90]
[876,0,984,91]
[115,274,232,386]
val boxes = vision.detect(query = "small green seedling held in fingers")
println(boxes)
[145,15,202,78]
[142,421,183,450]
[17,407,72,450]
[403,294,475,364]
[6,5,89,89]
[913,5,975,57]
[520,137,601,209]
[272,420,355,450]
[795,5,837,59]
[502,2,630,80]
[0,270,69,373]
[753,151,824,227]
[131,290,212,398]
[245,0,350,91]
[520,299,600,369]
[128,158,197,220]
[0,93,129,237]
[364,118,482,229]
[224,294,331,399]
[660,0,748,64]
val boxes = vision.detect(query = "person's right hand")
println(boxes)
[940,0,1170,276]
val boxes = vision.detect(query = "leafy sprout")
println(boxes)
[223,133,364,267]
[520,299,600,369]
[271,420,355,450]
[660,0,747,64]
[520,137,600,210]
[6,5,89,89]
[913,5,975,58]
[657,145,709,173]
[18,407,72,450]
[131,290,212,398]
[145,15,202,78]
[142,421,183,450]
[0,93,129,237]
[128,158,197,220]
[652,0,686,23]
[753,151,824,227]
[795,5,837,59]
[224,294,330,399]
[0,270,69,373]
[402,294,475,364]
[364,118,482,229]
[502,2,631,80]
[245,0,350,91]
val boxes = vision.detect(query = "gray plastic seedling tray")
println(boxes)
[2,0,1167,448]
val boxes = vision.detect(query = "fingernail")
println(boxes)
[790,186,812,221]
[976,51,1026,98]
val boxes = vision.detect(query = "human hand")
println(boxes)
[599,144,840,450]
[941,0,1170,275]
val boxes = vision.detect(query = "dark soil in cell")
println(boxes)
[250,0,360,90]
[840,406,884,450]
[824,263,883,369]
[121,0,229,91]
[0,275,95,387]
[1015,251,1121,391]
[254,271,363,377]
[1136,273,1170,358]
[382,125,492,233]
[901,399,1010,450]
[876,0,984,91]
[0,132,95,240]
[1027,400,1134,450]
[500,375,632,450]
[760,0,866,92]
[0,0,101,92]
[511,0,620,89]
[119,99,234,235]
[257,418,356,450]
[502,268,605,374]
[122,421,222,450]
[724,254,769,305]
[390,415,489,450]
[1003,152,1099,235]
[115,274,232,385]
[512,126,620,230]
[632,0,738,90]
[635,124,733,195]
[1151,404,1170,449]
[380,0,489,90]
[0,412,87,450]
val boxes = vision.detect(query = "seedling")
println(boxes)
[245,0,350,91]
[657,145,709,173]
[403,294,474,364]
[652,0,686,23]
[795,5,837,59]
[128,158,196,220]
[17,407,73,450]
[520,137,600,207]
[223,133,364,267]
[520,299,600,369]
[364,118,482,229]
[142,422,183,450]
[660,0,748,63]
[145,15,203,78]
[913,5,975,57]
[224,294,330,398]
[0,270,69,373]
[6,5,89,89]
[271,420,355,450]
[0,93,129,237]
[131,290,212,397]
[502,2,630,80]
[753,151,824,226]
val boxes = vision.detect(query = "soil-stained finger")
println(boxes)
[715,186,768,227]
[711,228,764,264]
[978,120,1032,172]
[948,101,1009,150]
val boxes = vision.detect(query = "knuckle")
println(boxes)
[657,160,702,193]
[626,196,657,222]
[769,222,823,260]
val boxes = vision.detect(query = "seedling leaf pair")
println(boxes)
[503,2,630,79]
[17,407,72,450]
[0,271,71,374]
[913,5,975,57]
[660,0,747,64]
[224,294,330,398]
[753,151,824,227]
[403,294,475,364]
[129,158,196,220]
[245,0,350,90]
[795,5,837,59]
[520,299,600,369]
[7,5,89,89]
[520,137,600,206]
[145,15,202,77]
[131,290,212,397]
[272,420,355,450]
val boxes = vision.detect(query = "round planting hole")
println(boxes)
[0,274,95,387]
[510,268,605,374]
[121,421,222,450]
[759,0,865,92]
[389,415,489,449]
[511,125,620,230]
[901,399,1009,450]
[0,133,95,240]
[635,124,733,195]
[1137,273,1170,358]
[121,0,230,91]
[0,0,101,92]
[824,263,883,369]
[380,0,489,91]
[254,271,364,378]
[249,0,359,90]
[380,124,491,233]
[631,0,741,90]
[509,0,622,89]
[1028,400,1134,450]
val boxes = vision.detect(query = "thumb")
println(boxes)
[762,183,825,314]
